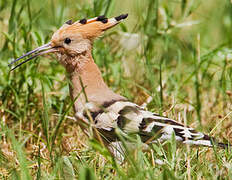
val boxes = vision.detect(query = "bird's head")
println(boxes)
[9,14,128,71]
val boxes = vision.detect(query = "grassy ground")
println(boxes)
[1,0,232,179]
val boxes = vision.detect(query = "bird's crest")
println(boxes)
[53,14,128,40]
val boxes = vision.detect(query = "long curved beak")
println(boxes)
[8,42,58,71]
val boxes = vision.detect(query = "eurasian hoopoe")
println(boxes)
[9,14,230,160]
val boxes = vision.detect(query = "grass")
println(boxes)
[1,0,232,179]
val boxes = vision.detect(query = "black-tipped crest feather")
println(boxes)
[115,14,128,21]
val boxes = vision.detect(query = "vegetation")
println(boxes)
[0,0,232,179]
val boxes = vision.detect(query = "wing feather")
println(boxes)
[83,100,228,148]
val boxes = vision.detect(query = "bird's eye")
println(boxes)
[64,38,71,44]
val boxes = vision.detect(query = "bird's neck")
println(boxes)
[67,52,125,113]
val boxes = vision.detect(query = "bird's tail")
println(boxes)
[144,113,231,149]
[210,139,231,149]
[181,132,230,149]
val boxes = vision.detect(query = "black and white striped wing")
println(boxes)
[92,101,215,147]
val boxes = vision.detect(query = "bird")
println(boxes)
[9,14,230,161]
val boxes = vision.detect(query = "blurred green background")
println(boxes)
[1,0,232,179]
